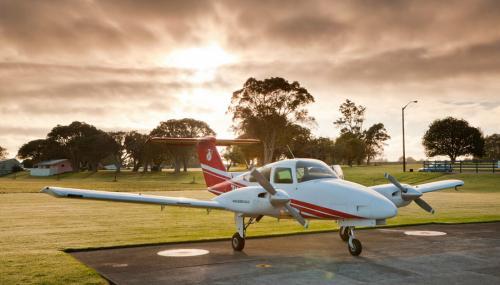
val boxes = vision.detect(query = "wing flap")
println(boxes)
[41,186,225,210]
[414,179,464,193]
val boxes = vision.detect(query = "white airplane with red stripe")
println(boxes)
[42,136,463,256]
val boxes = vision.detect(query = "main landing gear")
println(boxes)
[339,226,362,256]
[231,214,261,251]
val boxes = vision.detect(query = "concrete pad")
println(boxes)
[70,222,500,285]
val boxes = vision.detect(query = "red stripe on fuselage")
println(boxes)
[291,199,361,219]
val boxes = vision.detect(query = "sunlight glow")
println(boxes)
[163,43,235,70]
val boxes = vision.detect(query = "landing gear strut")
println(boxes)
[339,226,349,242]
[231,214,258,251]
[346,227,362,256]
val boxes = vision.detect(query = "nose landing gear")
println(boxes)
[340,226,362,256]
[231,214,260,251]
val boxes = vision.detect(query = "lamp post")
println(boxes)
[402,100,418,172]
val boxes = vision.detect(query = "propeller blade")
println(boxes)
[401,187,423,201]
[414,198,435,214]
[250,168,276,195]
[384,173,407,193]
[284,204,308,228]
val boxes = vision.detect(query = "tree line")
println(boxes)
[5,76,499,171]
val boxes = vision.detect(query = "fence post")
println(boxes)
[476,161,478,173]
[460,161,462,173]
[493,161,495,174]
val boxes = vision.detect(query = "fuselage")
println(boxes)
[208,159,397,221]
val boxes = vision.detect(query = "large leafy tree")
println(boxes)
[228,77,315,164]
[46,121,117,171]
[333,99,390,164]
[422,117,484,162]
[17,139,66,164]
[0,145,8,159]
[149,118,215,173]
[483,134,499,160]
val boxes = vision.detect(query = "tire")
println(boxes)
[348,239,362,256]
[339,227,349,242]
[231,233,245,251]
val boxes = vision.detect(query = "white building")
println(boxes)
[31,159,73,176]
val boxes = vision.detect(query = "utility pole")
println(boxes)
[402,100,418,172]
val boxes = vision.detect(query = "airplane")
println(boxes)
[42,136,464,256]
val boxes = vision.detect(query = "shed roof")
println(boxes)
[36,159,70,166]
[0,158,21,164]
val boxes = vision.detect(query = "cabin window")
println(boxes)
[274,167,293,184]
[296,160,337,183]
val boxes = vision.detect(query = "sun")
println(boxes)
[163,43,235,71]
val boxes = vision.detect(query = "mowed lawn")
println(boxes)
[0,164,499,284]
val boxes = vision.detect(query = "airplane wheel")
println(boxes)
[339,227,349,242]
[348,239,362,256]
[231,233,245,251]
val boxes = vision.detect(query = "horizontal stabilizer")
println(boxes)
[41,187,225,209]
[414,179,464,193]
[150,136,260,146]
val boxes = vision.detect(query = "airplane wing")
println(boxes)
[413,179,464,193]
[41,186,225,210]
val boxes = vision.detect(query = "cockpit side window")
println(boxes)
[249,166,272,182]
[296,160,337,183]
[274,167,293,184]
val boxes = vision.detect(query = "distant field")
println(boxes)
[0,164,499,284]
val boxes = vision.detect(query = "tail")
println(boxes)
[196,137,230,188]
[150,136,259,192]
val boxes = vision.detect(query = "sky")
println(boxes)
[1,0,499,161]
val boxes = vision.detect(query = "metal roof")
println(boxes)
[36,159,69,166]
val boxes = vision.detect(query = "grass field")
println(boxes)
[0,164,499,284]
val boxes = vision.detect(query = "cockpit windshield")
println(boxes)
[295,160,337,182]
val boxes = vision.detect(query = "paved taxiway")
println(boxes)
[70,222,500,285]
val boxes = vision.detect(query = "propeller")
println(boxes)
[384,173,435,214]
[250,168,308,228]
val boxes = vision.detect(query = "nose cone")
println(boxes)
[371,195,398,219]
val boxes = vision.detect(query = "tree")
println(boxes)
[334,132,365,166]
[333,99,389,164]
[0,145,8,159]
[17,139,65,164]
[228,77,315,164]
[124,131,148,172]
[334,99,366,135]
[108,131,127,173]
[484,134,500,160]
[398,156,417,163]
[223,146,245,171]
[149,118,215,173]
[46,121,116,171]
[422,117,484,162]
[307,137,336,165]
[364,123,390,164]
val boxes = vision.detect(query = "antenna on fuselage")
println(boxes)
[286,145,295,159]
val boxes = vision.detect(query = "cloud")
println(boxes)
[1,0,500,160]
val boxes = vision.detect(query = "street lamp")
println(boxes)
[402,100,418,172]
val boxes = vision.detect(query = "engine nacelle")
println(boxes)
[370,184,411,208]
